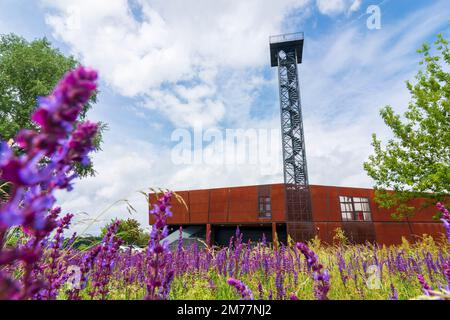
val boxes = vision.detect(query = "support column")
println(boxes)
[272,222,277,248]
[206,223,211,247]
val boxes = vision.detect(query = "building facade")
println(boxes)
[149,184,445,246]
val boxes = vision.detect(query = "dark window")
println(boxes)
[339,196,371,221]
[259,196,271,218]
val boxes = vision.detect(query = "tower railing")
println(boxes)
[269,32,304,44]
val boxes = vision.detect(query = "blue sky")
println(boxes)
[1,0,449,234]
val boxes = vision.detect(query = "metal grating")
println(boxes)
[286,221,315,242]
[342,222,376,244]
[277,49,309,186]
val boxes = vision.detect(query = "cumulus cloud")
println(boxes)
[42,0,310,128]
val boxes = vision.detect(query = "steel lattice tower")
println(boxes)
[270,32,315,241]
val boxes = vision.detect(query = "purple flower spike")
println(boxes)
[227,278,253,300]
[389,283,398,300]
[437,202,450,242]
[0,66,99,299]
[296,242,330,300]
[145,191,174,300]
[443,261,450,287]
[417,273,434,296]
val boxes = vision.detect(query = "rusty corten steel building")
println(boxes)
[149,183,445,246]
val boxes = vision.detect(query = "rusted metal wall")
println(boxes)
[150,184,446,245]
[270,183,286,221]
[309,185,445,245]
[152,184,287,225]
[228,186,258,223]
[208,188,228,223]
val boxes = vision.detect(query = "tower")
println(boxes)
[269,32,315,241]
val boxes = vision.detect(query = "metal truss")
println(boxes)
[271,36,314,241]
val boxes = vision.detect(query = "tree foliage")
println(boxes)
[364,32,450,219]
[0,33,104,177]
[101,218,149,247]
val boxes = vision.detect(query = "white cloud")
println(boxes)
[316,0,347,15]
[349,0,362,12]
[316,0,362,16]
[42,0,310,127]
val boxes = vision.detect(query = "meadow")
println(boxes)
[0,66,449,300]
[2,190,450,300]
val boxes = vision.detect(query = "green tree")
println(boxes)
[101,218,149,247]
[364,32,450,219]
[0,33,104,177]
[69,235,102,251]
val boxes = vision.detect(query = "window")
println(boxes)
[258,185,271,218]
[259,196,271,218]
[339,196,371,221]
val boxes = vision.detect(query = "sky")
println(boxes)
[0,0,449,235]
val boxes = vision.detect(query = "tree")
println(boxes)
[101,218,149,247]
[0,33,104,177]
[364,32,450,219]
[69,235,102,251]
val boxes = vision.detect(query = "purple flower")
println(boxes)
[389,283,398,300]
[0,66,98,299]
[275,271,284,300]
[145,191,174,300]
[442,261,450,287]
[227,278,253,300]
[89,220,123,300]
[257,282,263,300]
[437,202,450,242]
[417,273,434,296]
[336,251,347,285]
[39,212,74,299]
[66,121,99,165]
[296,242,330,300]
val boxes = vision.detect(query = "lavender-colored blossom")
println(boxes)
[227,278,253,300]
[417,273,434,296]
[89,220,123,300]
[40,212,74,299]
[389,283,398,300]
[145,191,174,300]
[257,282,263,300]
[442,261,450,287]
[275,271,285,300]
[0,66,98,299]
[437,202,450,242]
[296,242,330,300]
